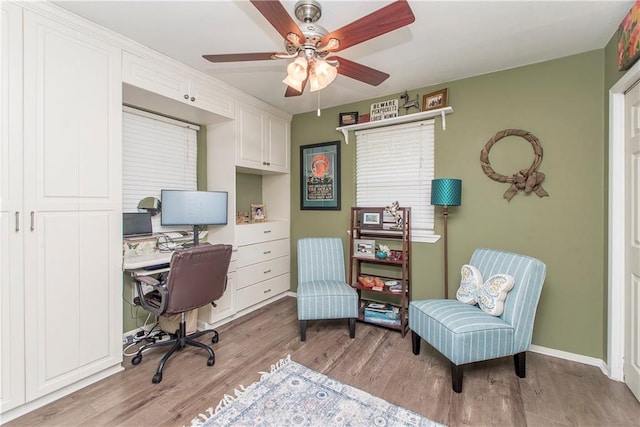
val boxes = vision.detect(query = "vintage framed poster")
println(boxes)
[300,141,341,210]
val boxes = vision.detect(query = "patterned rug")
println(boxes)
[190,355,444,427]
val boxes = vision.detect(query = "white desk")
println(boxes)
[123,251,173,276]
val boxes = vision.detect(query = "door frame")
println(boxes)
[608,60,640,381]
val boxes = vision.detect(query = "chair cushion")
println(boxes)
[409,299,514,365]
[478,274,515,316]
[456,264,483,305]
[297,280,358,321]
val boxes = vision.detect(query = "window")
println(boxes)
[122,106,199,231]
[355,120,436,242]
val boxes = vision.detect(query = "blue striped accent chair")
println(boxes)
[297,238,358,341]
[409,248,546,392]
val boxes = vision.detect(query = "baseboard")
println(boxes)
[529,344,610,377]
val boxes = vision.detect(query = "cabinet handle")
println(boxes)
[184,94,189,100]
[263,288,272,294]
[263,250,271,255]
[263,161,267,165]
[15,212,20,232]
[263,230,271,234]
[30,211,35,231]
[263,269,272,274]
[190,96,195,102]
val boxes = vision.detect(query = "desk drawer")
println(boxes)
[236,256,289,290]
[236,273,290,311]
[236,238,289,268]
[236,221,288,246]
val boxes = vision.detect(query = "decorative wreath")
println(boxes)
[480,129,549,201]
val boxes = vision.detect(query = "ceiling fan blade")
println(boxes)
[332,56,389,86]
[320,0,415,52]
[203,52,281,62]
[250,0,305,43]
[284,78,308,97]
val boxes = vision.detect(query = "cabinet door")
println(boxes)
[0,1,25,413]
[22,11,123,400]
[122,51,190,105]
[189,77,234,119]
[265,115,290,172]
[236,104,264,169]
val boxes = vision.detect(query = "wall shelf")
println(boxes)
[336,106,453,143]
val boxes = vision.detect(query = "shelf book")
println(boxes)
[364,303,399,320]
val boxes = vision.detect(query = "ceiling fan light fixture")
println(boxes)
[309,58,337,92]
[283,56,308,91]
[287,56,308,80]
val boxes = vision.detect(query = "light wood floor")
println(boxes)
[6,296,640,427]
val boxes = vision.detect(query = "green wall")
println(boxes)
[291,50,607,358]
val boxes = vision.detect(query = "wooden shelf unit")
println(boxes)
[348,207,412,337]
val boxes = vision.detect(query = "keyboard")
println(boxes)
[142,262,170,271]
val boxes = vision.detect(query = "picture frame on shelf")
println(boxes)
[251,203,266,222]
[236,211,250,224]
[353,239,375,258]
[360,209,384,229]
[339,112,358,126]
[300,141,341,210]
[422,88,448,111]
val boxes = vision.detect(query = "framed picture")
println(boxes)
[339,112,358,127]
[618,1,640,71]
[422,88,448,111]
[360,209,384,229]
[353,239,375,259]
[236,211,250,224]
[300,141,341,210]
[251,203,266,222]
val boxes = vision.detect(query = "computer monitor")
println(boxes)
[123,212,153,237]
[160,190,228,245]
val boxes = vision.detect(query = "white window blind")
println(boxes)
[355,120,436,242]
[122,106,199,229]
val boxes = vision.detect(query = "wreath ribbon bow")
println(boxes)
[480,129,549,202]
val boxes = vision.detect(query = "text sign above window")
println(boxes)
[370,99,398,122]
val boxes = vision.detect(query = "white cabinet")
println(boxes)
[1,5,123,418]
[122,51,234,119]
[235,222,290,312]
[1,1,26,413]
[236,102,290,173]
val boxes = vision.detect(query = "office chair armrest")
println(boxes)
[134,276,169,317]
[136,275,160,286]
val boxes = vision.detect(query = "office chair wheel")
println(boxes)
[207,355,215,366]
[152,373,162,384]
[131,355,142,365]
[211,331,219,344]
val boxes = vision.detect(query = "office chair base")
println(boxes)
[131,323,219,383]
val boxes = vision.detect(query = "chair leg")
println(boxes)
[451,362,463,393]
[300,320,307,342]
[411,330,421,355]
[348,318,356,338]
[514,351,526,378]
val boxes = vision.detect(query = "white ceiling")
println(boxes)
[52,0,633,115]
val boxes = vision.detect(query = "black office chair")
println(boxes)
[131,243,232,383]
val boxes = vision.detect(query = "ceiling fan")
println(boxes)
[202,0,415,97]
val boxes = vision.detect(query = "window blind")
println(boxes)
[355,120,435,242]
[122,106,199,229]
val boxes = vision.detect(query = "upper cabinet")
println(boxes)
[236,102,290,173]
[122,51,234,120]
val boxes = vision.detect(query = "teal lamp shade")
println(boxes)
[431,178,462,206]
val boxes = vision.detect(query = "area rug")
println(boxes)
[190,355,444,427]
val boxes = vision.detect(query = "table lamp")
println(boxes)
[431,178,462,298]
